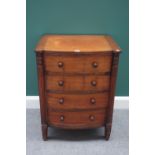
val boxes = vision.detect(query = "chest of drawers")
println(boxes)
[35,35,121,140]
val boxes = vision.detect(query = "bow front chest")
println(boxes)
[35,35,121,140]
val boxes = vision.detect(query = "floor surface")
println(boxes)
[26,109,128,155]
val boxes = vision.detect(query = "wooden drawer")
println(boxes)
[46,75,110,91]
[44,55,112,73]
[47,110,106,129]
[47,92,109,110]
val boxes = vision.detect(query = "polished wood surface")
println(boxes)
[36,53,48,140]
[35,35,121,53]
[105,53,120,140]
[47,92,109,110]
[47,110,106,129]
[46,75,110,91]
[35,35,121,140]
[44,54,112,73]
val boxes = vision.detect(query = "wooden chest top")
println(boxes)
[35,35,121,53]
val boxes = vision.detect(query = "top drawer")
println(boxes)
[44,54,112,74]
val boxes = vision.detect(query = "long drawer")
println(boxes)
[47,110,106,129]
[46,75,110,91]
[47,92,109,110]
[44,54,112,74]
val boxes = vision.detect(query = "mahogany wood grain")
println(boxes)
[105,53,120,140]
[35,35,115,52]
[45,75,110,91]
[104,36,121,52]
[36,53,48,140]
[47,109,106,129]
[44,54,112,73]
[35,34,121,140]
[47,92,109,110]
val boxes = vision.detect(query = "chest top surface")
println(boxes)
[35,35,121,53]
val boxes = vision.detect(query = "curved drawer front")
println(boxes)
[47,110,106,129]
[46,75,110,91]
[44,55,112,73]
[47,92,109,110]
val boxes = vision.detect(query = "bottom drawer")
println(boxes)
[47,109,106,129]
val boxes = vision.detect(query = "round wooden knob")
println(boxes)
[58,80,64,86]
[60,115,64,121]
[59,98,64,104]
[92,62,98,68]
[91,80,97,86]
[90,98,96,104]
[58,61,64,68]
[89,115,95,121]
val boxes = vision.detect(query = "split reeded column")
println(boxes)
[36,52,48,140]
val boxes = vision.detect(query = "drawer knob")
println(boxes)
[90,98,96,104]
[58,61,64,68]
[92,62,98,68]
[91,80,97,86]
[58,80,64,86]
[59,98,64,104]
[60,115,65,121]
[89,115,95,121]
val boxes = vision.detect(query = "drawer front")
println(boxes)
[47,92,109,110]
[46,75,110,91]
[47,110,106,129]
[44,55,112,73]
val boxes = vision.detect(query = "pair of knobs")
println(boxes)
[60,115,95,121]
[58,80,97,86]
[58,62,98,68]
[58,98,96,104]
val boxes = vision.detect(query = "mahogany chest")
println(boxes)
[35,35,121,140]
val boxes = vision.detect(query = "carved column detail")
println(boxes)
[36,52,48,140]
